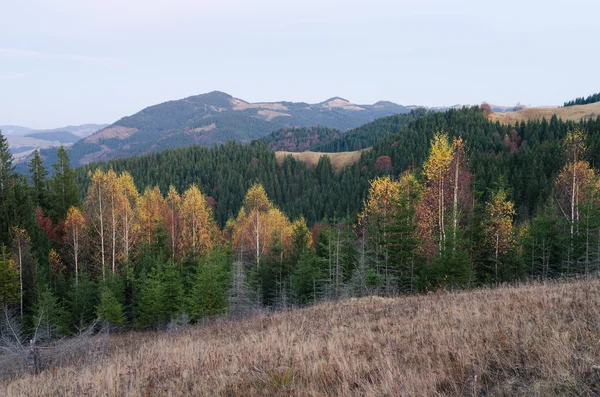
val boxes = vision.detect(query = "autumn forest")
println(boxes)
[1,106,600,338]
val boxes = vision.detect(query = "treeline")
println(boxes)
[2,125,600,338]
[564,92,600,107]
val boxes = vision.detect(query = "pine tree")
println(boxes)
[0,130,16,243]
[50,146,78,221]
[29,150,49,212]
[187,249,230,320]
[97,288,125,328]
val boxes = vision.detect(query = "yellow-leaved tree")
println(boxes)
[484,188,516,281]
[232,184,292,268]
[179,184,219,258]
[64,206,86,285]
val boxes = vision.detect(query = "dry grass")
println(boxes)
[275,149,369,173]
[2,280,600,396]
[489,102,600,124]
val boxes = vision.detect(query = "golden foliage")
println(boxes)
[179,184,218,257]
[484,188,516,258]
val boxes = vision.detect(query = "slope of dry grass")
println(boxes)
[275,149,369,173]
[2,280,600,396]
[490,102,600,124]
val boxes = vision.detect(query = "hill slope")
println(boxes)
[3,280,598,396]
[25,130,81,143]
[263,126,342,151]
[70,91,409,165]
[489,102,600,124]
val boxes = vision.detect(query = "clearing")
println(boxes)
[275,149,369,172]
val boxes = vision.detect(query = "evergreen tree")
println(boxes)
[187,249,230,320]
[0,130,16,244]
[97,288,125,328]
[50,146,78,221]
[29,150,49,212]
[33,287,69,340]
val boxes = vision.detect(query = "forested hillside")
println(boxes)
[2,106,600,356]
[262,126,342,151]
[311,107,427,152]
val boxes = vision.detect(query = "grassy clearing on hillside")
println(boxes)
[275,149,369,172]
[2,280,600,396]
[490,102,600,124]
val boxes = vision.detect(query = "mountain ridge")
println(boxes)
[71,91,410,165]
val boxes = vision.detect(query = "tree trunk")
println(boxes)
[74,226,79,286]
[453,151,459,251]
[98,183,105,281]
[18,241,23,319]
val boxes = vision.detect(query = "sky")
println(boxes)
[1,0,598,129]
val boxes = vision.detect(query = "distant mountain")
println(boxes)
[0,124,107,138]
[1,124,107,162]
[25,131,81,143]
[70,91,409,165]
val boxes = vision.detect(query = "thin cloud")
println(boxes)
[0,48,128,68]
[0,73,25,80]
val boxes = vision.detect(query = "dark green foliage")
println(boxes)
[290,250,325,306]
[28,150,49,212]
[262,126,342,152]
[0,130,16,244]
[135,259,185,329]
[427,228,472,289]
[97,288,125,327]
[187,249,230,319]
[33,287,69,339]
[312,108,427,152]
[50,146,78,221]
[67,274,99,330]
[564,92,600,107]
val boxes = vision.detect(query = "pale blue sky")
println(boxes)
[1,0,598,129]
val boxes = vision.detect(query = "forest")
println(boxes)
[564,91,600,107]
[1,105,600,338]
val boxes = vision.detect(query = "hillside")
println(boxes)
[489,102,600,124]
[2,280,598,396]
[311,108,427,152]
[263,126,342,151]
[25,130,80,143]
[275,149,368,172]
[69,91,409,165]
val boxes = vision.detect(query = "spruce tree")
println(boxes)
[50,146,78,221]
